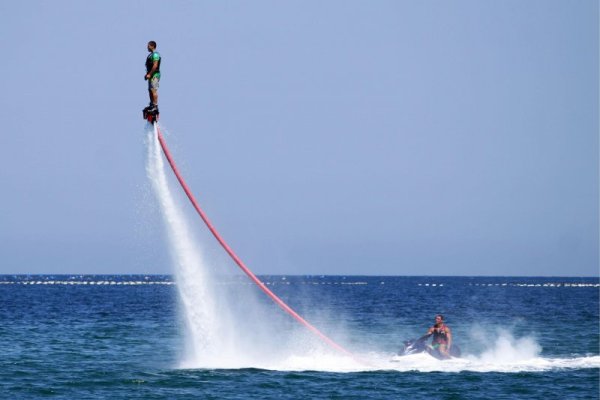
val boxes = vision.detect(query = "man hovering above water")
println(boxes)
[144,41,161,113]
[423,314,453,359]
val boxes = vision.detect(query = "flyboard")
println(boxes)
[143,105,159,124]
[144,109,355,360]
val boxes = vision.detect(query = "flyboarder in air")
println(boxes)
[143,40,161,123]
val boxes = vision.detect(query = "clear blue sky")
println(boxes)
[1,1,597,276]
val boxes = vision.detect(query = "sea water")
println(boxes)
[0,275,598,399]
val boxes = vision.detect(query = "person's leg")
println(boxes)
[150,76,159,106]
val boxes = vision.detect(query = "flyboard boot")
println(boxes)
[143,103,159,124]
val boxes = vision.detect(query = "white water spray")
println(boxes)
[145,125,310,369]
[144,124,360,370]
[145,125,237,366]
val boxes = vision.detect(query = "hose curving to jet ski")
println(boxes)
[154,123,353,357]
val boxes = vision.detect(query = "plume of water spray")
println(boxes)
[145,126,235,366]
[476,329,542,363]
[144,125,361,370]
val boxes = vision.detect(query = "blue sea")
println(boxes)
[0,275,598,399]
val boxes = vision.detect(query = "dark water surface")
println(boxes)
[0,275,597,399]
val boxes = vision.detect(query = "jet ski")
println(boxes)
[399,336,461,360]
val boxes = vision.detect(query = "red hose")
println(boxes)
[155,125,352,357]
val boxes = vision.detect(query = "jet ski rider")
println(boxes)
[424,314,453,359]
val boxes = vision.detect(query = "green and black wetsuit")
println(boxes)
[146,51,161,79]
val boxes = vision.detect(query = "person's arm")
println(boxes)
[446,327,452,350]
[418,327,433,342]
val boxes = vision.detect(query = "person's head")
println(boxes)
[434,314,444,325]
[147,41,157,52]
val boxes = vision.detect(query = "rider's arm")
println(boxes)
[446,327,452,350]
[419,327,433,341]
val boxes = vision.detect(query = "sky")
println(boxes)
[0,1,597,276]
